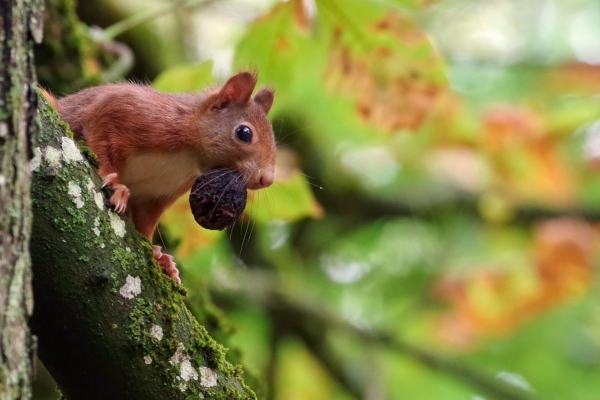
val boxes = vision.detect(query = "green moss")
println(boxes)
[78,142,100,168]
[111,247,135,271]
[128,298,155,344]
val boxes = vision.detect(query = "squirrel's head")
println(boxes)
[195,72,276,190]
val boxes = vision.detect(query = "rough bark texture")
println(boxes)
[29,98,256,400]
[0,0,43,399]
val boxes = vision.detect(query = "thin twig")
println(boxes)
[102,0,217,40]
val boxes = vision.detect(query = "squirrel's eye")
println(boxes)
[235,125,253,144]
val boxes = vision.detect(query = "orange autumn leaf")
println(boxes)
[482,105,576,206]
[483,106,544,148]
[433,218,596,348]
[540,62,600,96]
[324,12,446,133]
[433,269,542,347]
[372,12,427,46]
[291,0,317,33]
[533,218,596,304]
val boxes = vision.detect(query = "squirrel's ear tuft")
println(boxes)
[213,72,257,109]
[254,88,275,114]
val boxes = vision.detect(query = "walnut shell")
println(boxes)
[189,169,247,230]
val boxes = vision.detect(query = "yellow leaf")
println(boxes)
[160,195,223,261]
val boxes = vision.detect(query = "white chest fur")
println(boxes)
[121,151,202,199]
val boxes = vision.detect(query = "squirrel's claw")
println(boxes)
[108,185,130,214]
[101,172,130,213]
[153,246,181,283]
[109,188,130,214]
[102,172,118,188]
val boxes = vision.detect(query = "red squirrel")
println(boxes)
[43,72,276,283]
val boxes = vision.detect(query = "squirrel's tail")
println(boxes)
[40,87,58,109]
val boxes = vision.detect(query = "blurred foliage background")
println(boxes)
[34,0,600,399]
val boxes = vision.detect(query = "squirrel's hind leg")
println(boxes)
[130,198,181,284]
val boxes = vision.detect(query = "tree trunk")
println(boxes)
[0,0,43,399]
[29,96,256,399]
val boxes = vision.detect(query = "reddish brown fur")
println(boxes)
[46,72,276,243]
[40,88,58,109]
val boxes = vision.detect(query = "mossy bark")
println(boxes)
[0,0,42,398]
[29,98,256,400]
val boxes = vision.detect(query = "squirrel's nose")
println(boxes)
[258,170,274,188]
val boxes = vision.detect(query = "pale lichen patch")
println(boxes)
[87,178,104,210]
[119,275,141,299]
[200,367,218,388]
[144,355,153,365]
[30,147,42,172]
[61,136,84,163]
[93,217,101,236]
[169,343,200,384]
[179,382,188,393]
[0,174,6,188]
[93,191,104,209]
[67,182,81,197]
[170,343,186,365]
[44,146,63,169]
[108,211,126,237]
[68,182,84,208]
[150,325,163,341]
[180,359,199,382]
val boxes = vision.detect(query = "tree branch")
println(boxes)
[212,275,542,400]
[101,0,217,41]
[29,97,256,400]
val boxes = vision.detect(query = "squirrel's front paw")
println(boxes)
[102,172,130,213]
[153,246,181,283]
[109,185,130,214]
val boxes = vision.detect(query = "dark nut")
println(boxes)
[189,169,247,230]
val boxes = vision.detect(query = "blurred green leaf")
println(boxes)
[153,60,214,92]
[245,166,323,224]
